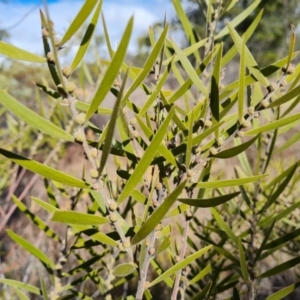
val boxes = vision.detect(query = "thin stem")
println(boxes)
[171,218,190,300]
[135,230,156,300]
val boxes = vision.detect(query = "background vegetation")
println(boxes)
[1,0,300,299]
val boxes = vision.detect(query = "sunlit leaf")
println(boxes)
[131,180,187,245]
[85,16,133,120]
[0,149,88,188]
[170,38,207,96]
[118,106,175,204]
[0,279,41,295]
[211,208,238,245]
[99,69,129,175]
[59,0,98,46]
[0,90,73,141]
[266,280,300,300]
[0,41,46,63]
[213,134,260,159]
[227,21,268,87]
[71,0,102,71]
[6,230,56,268]
[149,245,212,287]
[245,112,300,135]
[113,263,136,277]
[51,211,109,225]
[194,174,268,188]
[215,0,260,40]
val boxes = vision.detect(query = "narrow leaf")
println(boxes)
[0,90,73,141]
[171,0,200,62]
[239,238,250,284]
[210,43,223,125]
[215,0,260,40]
[178,192,240,207]
[0,41,46,63]
[12,195,60,242]
[238,37,245,122]
[245,112,300,136]
[213,134,260,159]
[264,228,300,250]
[85,16,133,120]
[211,208,238,245]
[113,263,136,277]
[285,25,296,75]
[266,280,300,300]
[189,264,212,285]
[51,211,108,225]
[99,69,129,175]
[71,0,102,71]
[0,279,41,295]
[59,0,98,46]
[149,245,212,287]
[267,85,300,109]
[31,197,59,213]
[121,24,169,103]
[222,9,263,67]
[0,149,88,188]
[131,180,187,245]
[136,115,177,167]
[170,38,207,96]
[138,59,172,117]
[163,39,207,65]
[261,256,300,279]
[260,163,298,213]
[155,236,171,256]
[118,106,175,204]
[14,288,30,300]
[227,22,268,87]
[194,174,268,188]
[6,230,56,268]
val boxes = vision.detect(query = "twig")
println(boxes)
[171,218,190,300]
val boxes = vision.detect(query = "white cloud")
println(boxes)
[0,0,175,62]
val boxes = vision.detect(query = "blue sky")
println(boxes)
[0,0,175,60]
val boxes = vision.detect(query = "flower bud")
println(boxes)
[132,130,139,138]
[253,112,260,118]
[108,201,118,211]
[89,169,99,179]
[236,130,245,137]
[66,82,76,94]
[267,84,275,93]
[217,137,224,146]
[156,182,163,190]
[260,100,269,108]
[109,213,118,222]
[282,63,295,74]
[75,113,86,125]
[73,130,84,143]
[42,28,49,38]
[240,119,251,128]
[209,147,218,155]
[47,52,55,63]
[62,66,72,78]
[90,148,98,158]
[248,106,255,115]
[61,98,69,106]
[204,120,212,127]
[129,118,137,125]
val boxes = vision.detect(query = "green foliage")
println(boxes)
[1,1,300,299]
